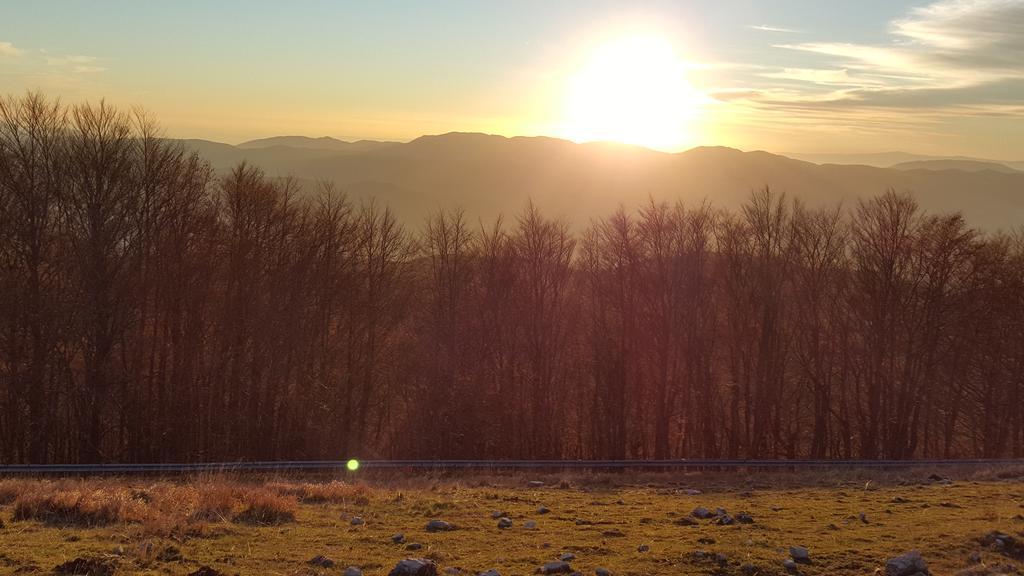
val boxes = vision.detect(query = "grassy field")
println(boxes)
[1,469,1023,576]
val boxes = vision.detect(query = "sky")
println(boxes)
[1,0,1023,158]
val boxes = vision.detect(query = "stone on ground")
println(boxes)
[884,550,930,576]
[389,558,438,576]
[426,519,455,532]
[538,561,573,574]
[790,546,811,564]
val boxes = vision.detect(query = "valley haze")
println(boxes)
[182,133,1024,231]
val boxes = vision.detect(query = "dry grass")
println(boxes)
[265,479,374,504]
[232,489,297,525]
[0,477,34,504]
[1,477,303,531]
[12,482,148,526]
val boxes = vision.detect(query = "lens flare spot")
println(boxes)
[346,458,360,472]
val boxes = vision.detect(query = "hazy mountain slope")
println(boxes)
[237,135,397,153]
[183,133,1024,231]
[890,159,1020,173]
[790,151,1024,171]
[179,138,354,176]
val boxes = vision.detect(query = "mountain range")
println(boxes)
[180,133,1024,231]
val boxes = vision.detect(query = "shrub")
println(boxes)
[0,478,34,504]
[13,485,147,526]
[233,488,297,525]
[189,482,238,522]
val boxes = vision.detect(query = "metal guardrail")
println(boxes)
[1,458,1022,474]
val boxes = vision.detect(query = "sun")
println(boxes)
[558,35,705,151]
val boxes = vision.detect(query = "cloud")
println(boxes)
[38,53,107,74]
[748,24,801,33]
[761,67,888,87]
[778,0,1024,91]
[709,89,763,101]
[45,54,99,66]
[0,41,21,56]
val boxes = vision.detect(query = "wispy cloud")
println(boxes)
[0,41,21,56]
[776,0,1024,92]
[748,24,802,34]
[39,53,108,74]
[720,0,1024,129]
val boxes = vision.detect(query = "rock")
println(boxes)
[406,543,423,551]
[595,569,611,576]
[539,561,573,574]
[980,532,1024,560]
[392,533,406,544]
[389,558,438,576]
[189,568,223,576]
[692,507,714,519]
[309,555,335,568]
[350,516,365,525]
[714,553,728,566]
[790,546,811,564]
[715,507,728,516]
[684,489,702,496]
[55,558,116,576]
[491,511,508,519]
[559,553,576,562]
[478,571,501,576]
[524,520,538,529]
[740,563,758,575]
[782,559,797,572]
[884,550,930,576]
[891,496,911,504]
[529,481,546,488]
[637,544,650,553]
[601,529,625,537]
[497,517,513,529]
[716,514,735,525]
[538,506,551,514]
[345,567,363,576]
[859,512,869,523]
[575,519,593,525]
[736,512,754,524]
[697,537,716,545]
[674,517,698,526]
[968,552,982,564]
[426,519,455,532]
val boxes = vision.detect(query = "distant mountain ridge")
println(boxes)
[179,133,1024,231]
[788,151,1024,171]
[889,159,1020,174]
[237,135,397,152]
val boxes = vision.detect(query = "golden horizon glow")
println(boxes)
[557,35,707,152]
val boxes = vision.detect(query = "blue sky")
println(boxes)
[2,1,1022,157]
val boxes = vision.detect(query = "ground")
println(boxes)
[1,468,1023,575]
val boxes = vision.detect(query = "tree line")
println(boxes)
[1,93,1022,463]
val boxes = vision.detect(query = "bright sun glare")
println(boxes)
[559,35,705,151]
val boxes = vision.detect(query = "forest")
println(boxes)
[1,93,1022,464]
